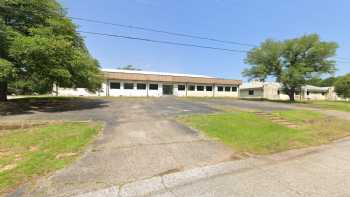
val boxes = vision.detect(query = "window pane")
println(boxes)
[249,90,254,95]
[218,86,223,91]
[124,83,134,89]
[137,83,146,90]
[178,85,186,91]
[189,85,195,91]
[206,86,212,91]
[225,87,231,92]
[232,87,237,92]
[197,86,204,91]
[110,82,120,89]
[149,84,158,90]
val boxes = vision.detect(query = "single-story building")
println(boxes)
[55,69,242,97]
[240,81,340,101]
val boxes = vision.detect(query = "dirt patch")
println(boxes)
[254,112,299,128]
[55,153,78,160]
[0,122,49,131]
[0,164,17,173]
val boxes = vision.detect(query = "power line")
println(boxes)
[1,5,350,60]
[70,16,258,48]
[78,30,249,53]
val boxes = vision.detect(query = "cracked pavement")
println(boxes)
[76,137,350,197]
[5,97,234,197]
[3,97,350,197]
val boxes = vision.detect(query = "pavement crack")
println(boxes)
[110,139,213,150]
[160,175,178,197]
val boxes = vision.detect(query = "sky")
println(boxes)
[59,0,350,81]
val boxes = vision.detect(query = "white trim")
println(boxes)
[101,68,215,79]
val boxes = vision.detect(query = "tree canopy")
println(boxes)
[243,34,338,101]
[334,74,350,98]
[0,0,102,101]
[306,76,338,87]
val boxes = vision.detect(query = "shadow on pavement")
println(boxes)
[0,97,109,116]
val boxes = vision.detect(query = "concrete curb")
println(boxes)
[74,158,260,197]
[72,138,350,197]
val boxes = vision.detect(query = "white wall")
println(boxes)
[108,80,162,97]
[239,89,263,99]
[56,83,107,97]
[56,81,240,98]
[214,85,239,97]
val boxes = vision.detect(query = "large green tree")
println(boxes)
[243,34,338,101]
[334,74,350,98]
[307,76,338,87]
[0,0,102,101]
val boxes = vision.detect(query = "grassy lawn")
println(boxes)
[274,110,350,142]
[178,110,350,154]
[0,121,102,195]
[304,100,350,112]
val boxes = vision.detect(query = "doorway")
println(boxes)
[162,85,174,95]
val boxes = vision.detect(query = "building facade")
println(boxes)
[55,69,242,97]
[240,81,340,101]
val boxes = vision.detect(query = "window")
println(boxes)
[178,85,186,91]
[217,86,223,92]
[206,86,212,91]
[249,90,254,95]
[124,83,134,89]
[137,83,146,90]
[189,85,195,91]
[321,92,325,96]
[110,82,120,89]
[225,87,231,92]
[277,90,280,95]
[197,86,204,91]
[232,87,237,92]
[149,84,158,90]
[307,91,310,95]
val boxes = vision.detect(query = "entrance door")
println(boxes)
[162,85,174,95]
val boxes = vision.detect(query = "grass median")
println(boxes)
[178,110,350,154]
[0,121,102,195]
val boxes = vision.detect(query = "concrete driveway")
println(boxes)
[3,97,350,197]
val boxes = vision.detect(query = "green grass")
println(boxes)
[0,122,102,195]
[274,110,350,142]
[178,110,350,155]
[272,110,324,123]
[178,112,313,154]
[305,100,350,112]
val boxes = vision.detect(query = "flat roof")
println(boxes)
[102,69,215,79]
[101,69,241,85]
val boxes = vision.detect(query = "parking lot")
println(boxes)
[3,97,350,197]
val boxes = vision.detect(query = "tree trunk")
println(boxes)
[0,81,8,102]
[288,88,295,102]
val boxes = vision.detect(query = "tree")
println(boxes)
[334,74,350,98]
[243,34,338,101]
[307,76,338,87]
[118,65,141,70]
[0,0,102,101]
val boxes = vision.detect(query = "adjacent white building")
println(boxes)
[240,81,340,101]
[55,69,242,97]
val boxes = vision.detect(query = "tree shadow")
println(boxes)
[0,97,110,116]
